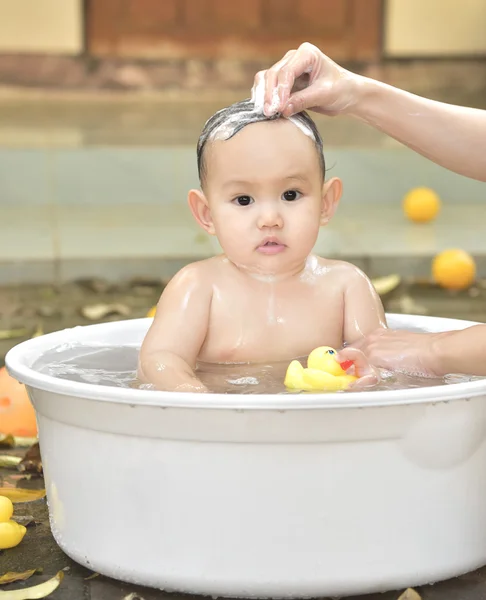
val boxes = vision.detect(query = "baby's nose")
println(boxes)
[257,205,283,228]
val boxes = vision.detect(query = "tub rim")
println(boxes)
[5,313,486,410]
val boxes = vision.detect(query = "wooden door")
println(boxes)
[87,0,382,62]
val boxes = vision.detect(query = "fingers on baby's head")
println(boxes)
[196,99,325,188]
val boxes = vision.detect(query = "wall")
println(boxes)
[385,0,486,56]
[1,0,486,59]
[0,0,82,54]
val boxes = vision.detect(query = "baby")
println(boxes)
[138,99,386,392]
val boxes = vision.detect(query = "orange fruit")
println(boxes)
[403,187,441,223]
[432,249,476,291]
[146,306,157,318]
[0,367,37,437]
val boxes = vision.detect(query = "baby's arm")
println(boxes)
[138,264,211,392]
[343,266,386,345]
[339,266,386,387]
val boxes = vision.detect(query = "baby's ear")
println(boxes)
[188,189,216,235]
[320,177,342,225]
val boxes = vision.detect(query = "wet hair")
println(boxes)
[197,98,326,187]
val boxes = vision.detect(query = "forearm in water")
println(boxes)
[139,351,208,392]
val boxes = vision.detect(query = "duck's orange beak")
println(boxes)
[339,360,354,372]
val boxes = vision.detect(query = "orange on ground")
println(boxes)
[0,367,37,437]
[403,187,441,223]
[432,249,476,291]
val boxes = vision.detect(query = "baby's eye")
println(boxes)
[234,195,254,206]
[282,190,301,201]
[326,349,335,355]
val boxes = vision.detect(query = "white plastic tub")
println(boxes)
[6,313,486,598]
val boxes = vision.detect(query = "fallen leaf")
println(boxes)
[0,437,38,450]
[0,488,45,503]
[397,589,422,600]
[0,570,41,585]
[31,325,44,339]
[12,516,39,528]
[83,573,99,581]
[0,456,21,469]
[12,438,38,449]
[0,570,63,598]
[18,444,42,475]
[122,594,146,600]
[0,328,29,341]
[80,303,131,321]
[0,436,15,449]
[371,274,401,296]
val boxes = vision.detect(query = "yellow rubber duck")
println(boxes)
[0,495,26,549]
[284,346,357,392]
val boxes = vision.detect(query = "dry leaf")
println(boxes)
[122,594,146,600]
[0,437,38,450]
[0,488,45,503]
[371,274,401,296]
[83,573,99,581]
[12,515,38,528]
[0,328,29,341]
[397,589,422,600]
[0,436,15,449]
[18,444,42,475]
[0,570,63,598]
[31,325,44,338]
[0,570,41,586]
[13,438,38,449]
[0,456,21,469]
[80,303,131,321]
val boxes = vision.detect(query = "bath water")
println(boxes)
[33,341,481,394]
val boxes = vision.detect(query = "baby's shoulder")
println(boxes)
[165,256,226,293]
[305,256,375,294]
[307,255,368,281]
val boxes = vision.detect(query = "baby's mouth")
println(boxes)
[257,238,286,254]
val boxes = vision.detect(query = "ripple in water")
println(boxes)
[32,343,484,394]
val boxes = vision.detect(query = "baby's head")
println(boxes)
[188,99,342,276]
[197,99,326,187]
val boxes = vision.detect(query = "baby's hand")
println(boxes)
[336,347,380,390]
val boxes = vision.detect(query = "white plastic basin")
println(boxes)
[6,313,486,598]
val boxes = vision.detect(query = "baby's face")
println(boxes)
[202,119,335,276]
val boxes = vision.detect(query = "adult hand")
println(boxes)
[336,347,380,389]
[351,328,440,377]
[252,42,364,118]
[252,43,486,181]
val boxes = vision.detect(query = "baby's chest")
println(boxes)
[202,289,344,362]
